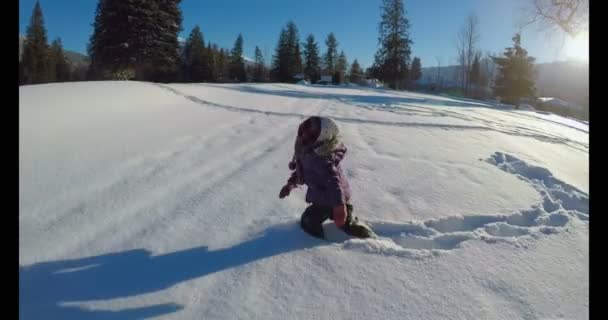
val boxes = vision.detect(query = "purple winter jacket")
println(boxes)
[289,144,351,207]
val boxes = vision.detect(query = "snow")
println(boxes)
[20,81,588,319]
[363,78,384,88]
[538,97,583,111]
[518,103,535,111]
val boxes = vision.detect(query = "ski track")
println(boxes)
[161,84,587,154]
[333,97,588,153]
[328,152,588,258]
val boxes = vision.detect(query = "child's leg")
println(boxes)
[340,204,375,238]
[300,205,331,239]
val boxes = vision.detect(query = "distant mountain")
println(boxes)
[63,50,89,66]
[420,60,588,109]
[242,55,256,67]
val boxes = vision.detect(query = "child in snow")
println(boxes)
[278,116,374,240]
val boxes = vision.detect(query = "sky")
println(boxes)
[19,0,588,69]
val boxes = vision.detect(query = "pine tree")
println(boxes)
[302,34,321,83]
[271,21,302,82]
[349,59,362,84]
[289,25,303,77]
[492,33,536,105]
[88,0,142,79]
[182,25,208,82]
[253,46,266,82]
[373,0,413,89]
[410,57,422,82]
[272,28,289,82]
[336,50,348,84]
[49,38,71,82]
[324,33,338,74]
[210,43,220,81]
[47,47,56,83]
[88,0,182,81]
[147,0,182,82]
[207,42,216,81]
[21,0,50,84]
[217,48,227,82]
[229,33,247,82]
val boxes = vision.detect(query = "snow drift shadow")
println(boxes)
[20,221,319,319]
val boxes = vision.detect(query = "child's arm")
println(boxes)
[279,170,301,199]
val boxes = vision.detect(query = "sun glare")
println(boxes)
[564,30,589,62]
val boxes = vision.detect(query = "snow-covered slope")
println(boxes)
[19,81,588,319]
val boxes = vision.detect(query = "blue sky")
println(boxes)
[19,0,583,69]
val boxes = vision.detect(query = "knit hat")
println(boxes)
[288,116,342,170]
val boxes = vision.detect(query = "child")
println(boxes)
[278,116,375,240]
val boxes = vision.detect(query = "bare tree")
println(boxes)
[456,13,480,97]
[520,0,588,37]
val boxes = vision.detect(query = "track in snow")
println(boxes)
[325,152,588,258]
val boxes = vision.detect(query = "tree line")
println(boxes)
[19,1,87,85]
[19,0,538,106]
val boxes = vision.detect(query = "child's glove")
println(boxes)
[279,184,293,199]
[333,204,347,228]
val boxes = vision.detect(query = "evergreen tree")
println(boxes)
[71,63,89,82]
[302,34,321,83]
[217,48,227,82]
[88,0,182,81]
[289,24,303,77]
[492,33,536,105]
[336,50,348,83]
[88,0,127,79]
[271,21,302,82]
[229,33,246,82]
[332,71,342,85]
[253,46,266,82]
[272,28,289,81]
[349,59,362,84]
[210,43,221,81]
[410,56,422,82]
[49,38,71,82]
[147,0,182,82]
[373,0,413,89]
[366,64,382,79]
[324,33,338,74]
[21,0,50,84]
[182,25,208,82]
[207,42,216,81]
